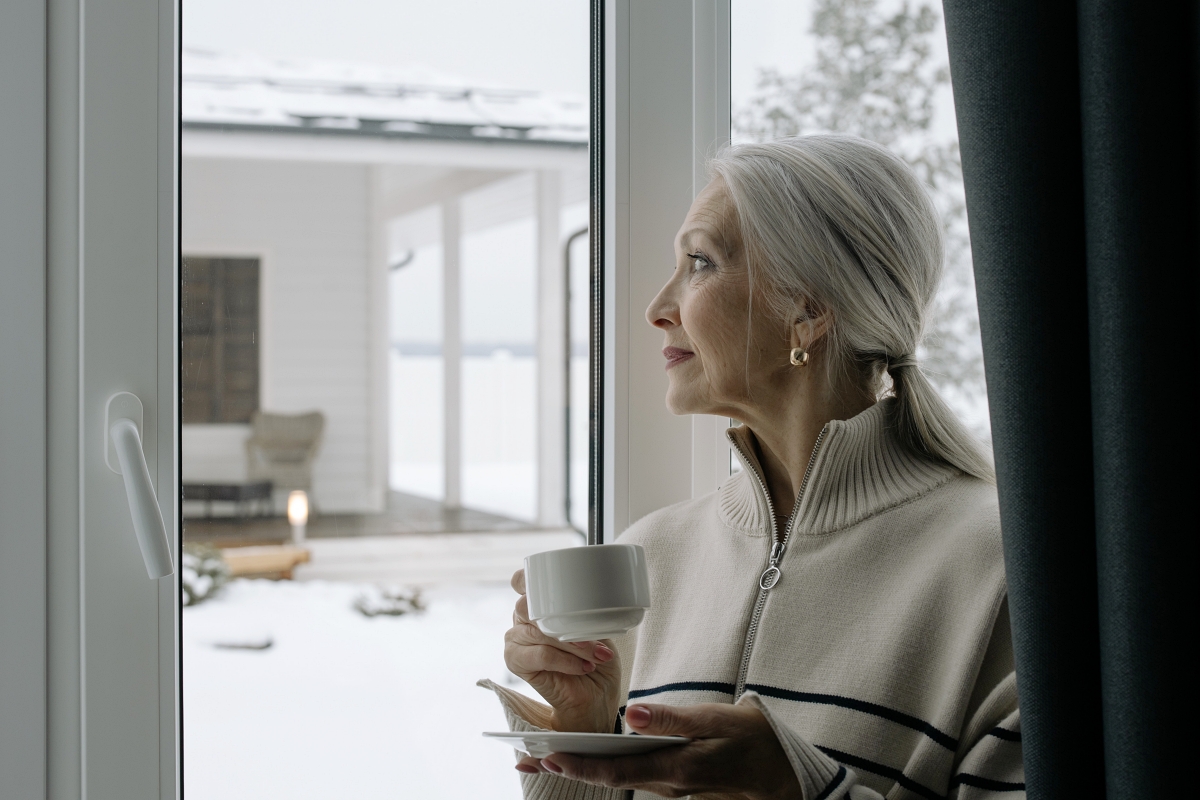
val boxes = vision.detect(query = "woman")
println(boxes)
[481,136,1022,799]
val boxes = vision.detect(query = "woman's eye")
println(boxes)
[688,253,713,271]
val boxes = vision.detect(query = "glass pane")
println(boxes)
[732,0,990,438]
[461,176,538,520]
[180,2,589,796]
[389,207,445,501]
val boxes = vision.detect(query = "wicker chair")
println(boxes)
[245,411,325,508]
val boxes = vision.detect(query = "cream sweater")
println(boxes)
[483,399,1023,799]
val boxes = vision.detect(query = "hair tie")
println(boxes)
[884,353,918,371]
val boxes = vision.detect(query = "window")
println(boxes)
[179,3,591,797]
[12,2,732,794]
[181,256,260,424]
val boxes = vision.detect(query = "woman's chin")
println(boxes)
[664,387,713,417]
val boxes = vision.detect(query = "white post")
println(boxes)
[366,166,389,511]
[442,199,463,508]
[536,170,566,527]
[690,0,733,497]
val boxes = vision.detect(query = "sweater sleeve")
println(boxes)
[736,691,864,800]
[477,612,639,800]
[477,679,625,800]
[946,674,1024,798]
[947,596,1025,798]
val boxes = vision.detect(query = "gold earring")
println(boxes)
[789,347,809,367]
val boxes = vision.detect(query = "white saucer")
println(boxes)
[483,731,689,759]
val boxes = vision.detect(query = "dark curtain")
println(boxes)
[941,2,1196,798]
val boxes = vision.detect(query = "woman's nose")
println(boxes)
[646,274,681,330]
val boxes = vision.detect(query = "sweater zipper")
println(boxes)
[730,427,828,699]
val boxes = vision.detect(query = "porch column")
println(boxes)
[442,199,462,508]
[536,170,567,527]
[365,166,389,512]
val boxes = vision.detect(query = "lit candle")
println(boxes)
[287,490,309,545]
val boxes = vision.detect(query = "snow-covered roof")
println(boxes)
[182,48,588,146]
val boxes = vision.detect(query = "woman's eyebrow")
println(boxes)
[677,226,717,249]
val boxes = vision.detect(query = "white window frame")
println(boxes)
[600,0,731,541]
[1,0,49,795]
[1,0,180,796]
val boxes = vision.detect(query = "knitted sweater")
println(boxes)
[483,399,1023,799]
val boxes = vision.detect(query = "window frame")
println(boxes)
[15,0,182,795]
[595,0,731,543]
[0,0,48,794]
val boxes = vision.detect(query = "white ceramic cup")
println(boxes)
[524,544,651,642]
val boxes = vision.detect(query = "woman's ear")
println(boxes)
[791,301,833,349]
[789,319,804,349]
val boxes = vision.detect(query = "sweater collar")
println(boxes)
[718,398,958,537]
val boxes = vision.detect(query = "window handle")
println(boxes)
[105,392,174,579]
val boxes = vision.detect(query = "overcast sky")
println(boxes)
[184,0,591,93]
[183,0,955,137]
[732,0,813,105]
[185,0,815,101]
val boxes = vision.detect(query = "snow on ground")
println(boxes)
[184,578,545,799]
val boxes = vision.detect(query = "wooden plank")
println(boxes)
[220,545,310,579]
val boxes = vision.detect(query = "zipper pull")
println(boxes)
[759,541,785,590]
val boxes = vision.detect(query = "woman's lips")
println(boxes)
[662,346,695,370]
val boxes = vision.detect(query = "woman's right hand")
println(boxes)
[504,568,622,734]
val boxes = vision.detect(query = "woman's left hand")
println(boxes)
[514,703,801,800]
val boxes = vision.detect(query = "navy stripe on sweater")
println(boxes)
[986,726,1021,742]
[626,681,736,700]
[745,683,958,751]
[813,765,848,800]
[626,680,957,751]
[816,745,944,800]
[951,773,1025,792]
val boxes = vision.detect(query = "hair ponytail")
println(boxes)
[889,363,994,482]
[711,135,994,483]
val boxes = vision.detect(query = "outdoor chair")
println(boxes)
[245,410,325,506]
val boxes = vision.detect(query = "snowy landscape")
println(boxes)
[183,533,579,800]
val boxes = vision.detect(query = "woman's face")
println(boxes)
[646,178,793,419]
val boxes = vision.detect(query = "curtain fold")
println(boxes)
[942,2,1196,797]
[1076,3,1196,797]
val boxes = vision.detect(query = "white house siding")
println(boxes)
[182,157,380,513]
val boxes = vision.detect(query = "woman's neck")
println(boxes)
[744,385,875,535]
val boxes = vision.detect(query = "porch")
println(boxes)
[180,50,591,548]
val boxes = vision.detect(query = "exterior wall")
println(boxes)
[182,157,379,512]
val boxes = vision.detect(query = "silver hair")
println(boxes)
[710,134,994,483]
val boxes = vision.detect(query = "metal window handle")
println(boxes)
[105,392,174,579]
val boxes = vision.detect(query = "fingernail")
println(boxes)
[594,644,614,662]
[581,660,596,673]
[516,764,537,774]
[626,705,652,727]
[541,759,563,774]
